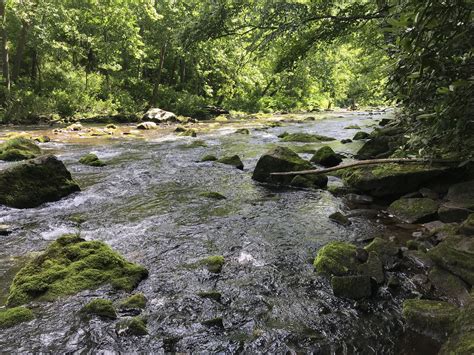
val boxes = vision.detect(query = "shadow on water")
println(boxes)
[0,110,421,353]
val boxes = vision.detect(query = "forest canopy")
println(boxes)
[0,0,472,139]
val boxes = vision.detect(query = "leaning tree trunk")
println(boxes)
[0,0,10,92]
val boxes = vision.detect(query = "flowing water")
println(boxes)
[0,111,424,353]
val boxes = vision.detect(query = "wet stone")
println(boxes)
[331,275,372,300]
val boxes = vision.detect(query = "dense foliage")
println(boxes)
[0,0,472,147]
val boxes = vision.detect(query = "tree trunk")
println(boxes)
[270,158,461,177]
[12,20,28,81]
[0,0,10,92]
[151,41,167,105]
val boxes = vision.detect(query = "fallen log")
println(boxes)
[270,158,461,176]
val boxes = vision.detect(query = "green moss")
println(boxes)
[310,146,342,167]
[0,138,41,161]
[0,306,34,329]
[116,316,147,336]
[313,242,359,276]
[217,155,244,170]
[197,291,222,301]
[200,255,225,273]
[178,129,197,137]
[280,132,336,142]
[402,299,459,338]
[119,293,147,309]
[200,192,226,200]
[200,154,217,162]
[79,153,106,167]
[81,299,117,319]
[6,234,148,306]
[388,197,439,223]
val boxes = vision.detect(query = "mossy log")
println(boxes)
[270,158,460,176]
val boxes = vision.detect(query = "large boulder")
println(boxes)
[388,198,439,223]
[428,235,474,286]
[0,155,80,208]
[0,138,41,161]
[142,108,177,123]
[310,146,342,167]
[341,163,455,198]
[252,146,313,185]
[446,180,474,209]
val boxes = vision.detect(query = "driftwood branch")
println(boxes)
[270,158,460,176]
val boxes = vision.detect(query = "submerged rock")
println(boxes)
[289,174,328,189]
[81,299,117,320]
[388,198,439,223]
[428,235,474,286]
[200,192,226,200]
[279,132,336,142]
[217,155,244,170]
[235,128,250,135]
[252,146,313,185]
[136,121,157,130]
[331,275,372,299]
[178,129,197,137]
[143,108,177,123]
[0,138,41,161]
[402,299,458,339]
[6,234,148,306]
[310,146,342,167]
[0,155,80,209]
[200,154,217,162]
[116,317,147,336]
[79,153,106,167]
[0,307,34,329]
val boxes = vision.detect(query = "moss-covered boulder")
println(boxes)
[34,136,51,143]
[119,293,147,310]
[6,234,148,306]
[252,146,313,185]
[365,237,399,258]
[217,155,244,170]
[314,242,359,276]
[428,235,474,286]
[460,214,474,236]
[402,299,459,339]
[0,155,80,209]
[116,316,147,336]
[0,138,41,161]
[279,132,336,142]
[235,128,250,135]
[0,306,34,329]
[200,255,225,273]
[200,192,226,200]
[200,154,217,162]
[289,174,328,189]
[439,296,474,355]
[79,153,106,167]
[81,299,117,319]
[331,275,372,299]
[341,163,452,197]
[328,212,350,226]
[428,267,470,306]
[388,198,439,223]
[353,131,370,140]
[310,146,342,167]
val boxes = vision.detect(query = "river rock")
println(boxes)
[136,122,157,130]
[388,198,439,223]
[428,235,474,286]
[0,155,80,209]
[460,214,474,236]
[279,132,336,142]
[358,252,384,284]
[331,275,372,299]
[341,139,352,144]
[290,174,328,189]
[439,296,474,355]
[353,131,370,140]
[428,267,471,306]
[0,138,41,161]
[446,180,474,209]
[314,241,359,276]
[438,203,471,223]
[329,212,351,226]
[143,108,177,123]
[310,146,342,167]
[66,123,83,131]
[252,146,313,185]
[341,163,453,198]
[345,193,373,205]
[217,155,243,170]
[402,299,459,339]
[79,153,106,167]
[235,128,250,135]
[355,136,391,159]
